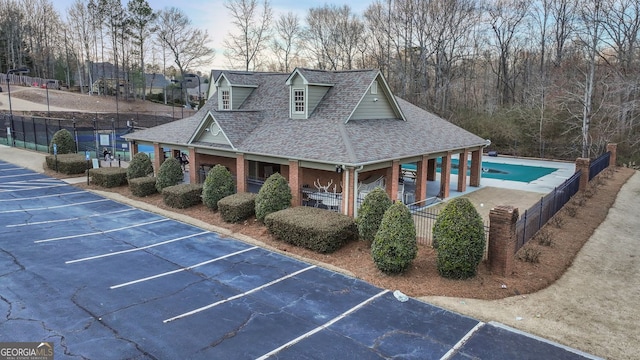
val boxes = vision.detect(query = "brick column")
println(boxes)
[288,160,301,206]
[607,143,617,167]
[236,153,247,193]
[469,149,482,187]
[387,160,400,201]
[439,153,451,198]
[152,143,162,176]
[346,167,355,217]
[489,205,519,276]
[575,158,591,191]
[427,158,437,181]
[130,142,138,158]
[415,155,428,202]
[457,149,469,192]
[188,147,197,184]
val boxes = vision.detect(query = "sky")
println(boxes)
[53,0,371,72]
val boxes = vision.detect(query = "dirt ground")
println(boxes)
[4,89,638,359]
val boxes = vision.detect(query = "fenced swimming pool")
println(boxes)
[402,158,558,183]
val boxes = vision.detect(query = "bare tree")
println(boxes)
[223,0,272,71]
[271,12,302,72]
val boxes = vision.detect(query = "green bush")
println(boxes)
[127,152,154,181]
[264,207,357,253]
[129,176,157,197]
[255,173,292,222]
[45,154,87,175]
[162,183,203,209]
[371,202,417,274]
[89,167,128,188]
[155,157,183,192]
[202,164,236,210]
[356,188,392,241]
[433,197,486,279]
[48,129,76,154]
[218,193,257,223]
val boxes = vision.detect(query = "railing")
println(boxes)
[515,171,581,252]
[589,151,611,181]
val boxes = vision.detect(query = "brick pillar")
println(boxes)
[387,160,400,201]
[153,143,162,176]
[457,149,469,192]
[427,158,437,181]
[130,142,138,158]
[289,160,301,206]
[489,205,519,276]
[440,153,451,198]
[607,143,617,167]
[188,147,197,184]
[575,158,591,191]
[346,167,355,217]
[415,155,428,202]
[469,149,482,187]
[236,153,247,193]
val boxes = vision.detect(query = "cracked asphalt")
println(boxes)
[0,160,602,359]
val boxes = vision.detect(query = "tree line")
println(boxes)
[1,0,638,163]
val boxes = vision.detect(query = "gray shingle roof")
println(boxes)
[125,69,487,165]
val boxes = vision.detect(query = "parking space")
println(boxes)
[0,161,601,359]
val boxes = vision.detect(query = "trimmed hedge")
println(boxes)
[45,154,87,175]
[202,164,236,210]
[89,167,128,188]
[255,173,292,222]
[218,193,257,223]
[156,157,183,192]
[433,197,486,279]
[264,207,357,253]
[162,183,203,209]
[127,152,154,181]
[356,188,392,241]
[129,176,158,197]
[371,202,417,274]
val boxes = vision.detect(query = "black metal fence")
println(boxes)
[1,113,175,158]
[515,150,611,252]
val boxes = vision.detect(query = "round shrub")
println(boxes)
[356,188,392,242]
[371,202,417,274]
[255,173,292,222]
[433,197,485,279]
[49,129,76,154]
[202,164,235,210]
[127,152,154,181]
[155,157,183,192]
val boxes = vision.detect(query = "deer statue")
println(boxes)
[314,179,333,192]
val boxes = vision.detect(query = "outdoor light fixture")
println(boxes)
[336,165,343,174]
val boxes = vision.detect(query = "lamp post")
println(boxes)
[5,67,29,147]
[185,73,201,108]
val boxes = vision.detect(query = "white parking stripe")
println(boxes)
[256,289,390,360]
[439,322,485,360]
[34,218,170,243]
[65,231,210,264]
[6,208,135,227]
[163,265,317,323]
[0,199,109,213]
[110,246,259,289]
[0,173,42,179]
[0,190,86,202]
[0,184,68,192]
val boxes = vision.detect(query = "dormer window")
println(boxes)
[221,90,230,110]
[293,89,305,113]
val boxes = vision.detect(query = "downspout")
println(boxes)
[353,165,364,218]
[344,167,349,215]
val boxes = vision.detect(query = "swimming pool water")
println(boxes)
[402,159,557,183]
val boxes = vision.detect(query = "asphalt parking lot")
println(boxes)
[0,161,602,359]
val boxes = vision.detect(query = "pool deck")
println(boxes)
[405,156,576,205]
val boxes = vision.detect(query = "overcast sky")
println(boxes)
[53,0,372,71]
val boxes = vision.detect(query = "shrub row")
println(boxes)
[129,176,157,197]
[89,167,127,188]
[218,193,256,223]
[264,207,357,253]
[45,154,87,175]
[162,183,203,209]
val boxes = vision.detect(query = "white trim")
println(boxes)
[345,71,407,124]
[293,88,306,115]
